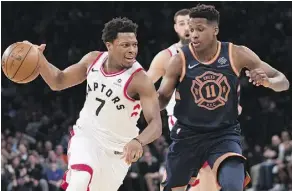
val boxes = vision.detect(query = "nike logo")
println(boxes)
[91,68,98,72]
[188,63,199,69]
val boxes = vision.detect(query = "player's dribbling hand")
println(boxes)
[246,69,270,87]
[122,139,143,165]
[22,40,46,53]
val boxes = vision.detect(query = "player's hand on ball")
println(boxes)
[246,69,270,87]
[22,40,46,53]
[122,139,143,165]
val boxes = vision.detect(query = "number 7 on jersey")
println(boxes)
[96,97,105,116]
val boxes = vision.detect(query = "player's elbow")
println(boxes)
[50,86,59,91]
[50,72,64,91]
[50,86,62,91]
[157,92,171,111]
[47,81,62,91]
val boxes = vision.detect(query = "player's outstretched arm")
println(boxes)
[233,45,290,92]
[131,71,163,145]
[23,40,100,91]
[39,51,100,91]
[147,50,171,83]
[157,53,183,110]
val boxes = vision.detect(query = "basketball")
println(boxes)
[1,42,42,84]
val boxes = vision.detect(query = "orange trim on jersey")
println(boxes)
[228,43,240,76]
[167,48,173,56]
[123,68,144,102]
[244,172,251,188]
[177,48,186,82]
[87,52,104,76]
[100,58,127,77]
[189,41,221,65]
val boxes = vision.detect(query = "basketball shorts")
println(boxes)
[61,127,130,191]
[162,122,250,190]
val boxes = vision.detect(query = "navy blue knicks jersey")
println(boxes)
[174,41,240,131]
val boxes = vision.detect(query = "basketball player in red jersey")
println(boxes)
[158,4,289,191]
[24,17,162,191]
[147,8,214,190]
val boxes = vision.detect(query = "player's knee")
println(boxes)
[218,158,245,191]
[220,180,243,191]
[66,170,91,191]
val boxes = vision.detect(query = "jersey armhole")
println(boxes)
[86,52,104,76]
[177,48,186,82]
[228,43,240,77]
[123,68,144,102]
[166,48,172,57]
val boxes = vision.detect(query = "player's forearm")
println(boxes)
[268,72,290,92]
[39,60,63,91]
[157,92,171,110]
[136,118,162,146]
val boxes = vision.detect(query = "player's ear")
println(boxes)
[105,42,112,51]
[214,26,219,36]
[174,24,178,33]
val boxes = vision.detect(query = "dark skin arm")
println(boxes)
[157,53,183,110]
[39,51,99,91]
[23,41,99,91]
[122,70,162,164]
[233,45,290,92]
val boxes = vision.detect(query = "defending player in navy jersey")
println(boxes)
[147,8,216,190]
[158,4,290,191]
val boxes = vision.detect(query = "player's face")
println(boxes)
[109,33,138,68]
[174,15,191,45]
[189,18,218,51]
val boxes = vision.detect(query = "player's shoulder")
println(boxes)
[128,66,155,94]
[154,43,178,60]
[130,67,150,85]
[165,43,178,56]
[149,49,172,70]
[155,48,173,60]
[230,43,251,56]
[230,43,258,62]
[229,43,261,71]
[82,51,104,68]
[85,51,102,60]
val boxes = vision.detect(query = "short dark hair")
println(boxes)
[190,4,220,24]
[101,17,138,43]
[174,9,190,23]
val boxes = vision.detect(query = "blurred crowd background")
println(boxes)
[1,2,292,191]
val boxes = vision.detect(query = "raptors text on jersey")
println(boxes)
[74,52,144,152]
